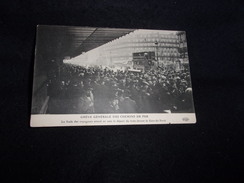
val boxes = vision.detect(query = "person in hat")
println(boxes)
[78,86,94,114]
[119,90,137,113]
[104,90,120,113]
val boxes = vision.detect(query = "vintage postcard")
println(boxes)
[30,25,196,127]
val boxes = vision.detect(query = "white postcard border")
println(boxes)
[31,113,196,127]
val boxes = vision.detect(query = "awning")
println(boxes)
[36,25,135,59]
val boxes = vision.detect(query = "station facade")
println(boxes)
[97,30,189,67]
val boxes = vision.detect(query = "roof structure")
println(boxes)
[36,25,135,59]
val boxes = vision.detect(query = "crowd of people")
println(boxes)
[46,63,194,114]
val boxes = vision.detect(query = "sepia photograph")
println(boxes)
[31,25,196,127]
